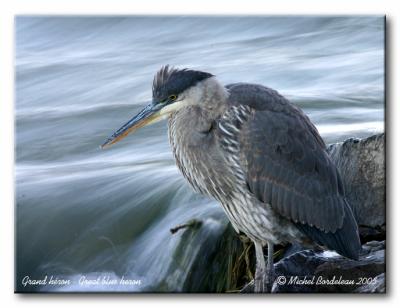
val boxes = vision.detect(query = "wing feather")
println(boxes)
[239,108,344,231]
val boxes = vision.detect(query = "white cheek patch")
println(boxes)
[159,100,187,116]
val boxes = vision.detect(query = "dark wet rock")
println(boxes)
[239,241,385,293]
[205,224,256,292]
[270,240,385,293]
[327,133,385,228]
[358,225,386,242]
[157,212,229,292]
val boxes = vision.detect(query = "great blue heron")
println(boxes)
[102,66,361,292]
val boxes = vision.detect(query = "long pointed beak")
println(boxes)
[101,102,164,149]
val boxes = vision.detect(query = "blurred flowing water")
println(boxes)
[15,16,384,292]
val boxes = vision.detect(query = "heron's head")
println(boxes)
[101,65,215,148]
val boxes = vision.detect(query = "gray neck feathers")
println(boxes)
[168,77,229,144]
[180,77,229,115]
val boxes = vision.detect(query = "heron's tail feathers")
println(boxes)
[295,199,361,260]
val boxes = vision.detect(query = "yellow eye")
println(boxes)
[169,94,177,101]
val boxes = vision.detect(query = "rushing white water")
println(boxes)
[15,16,384,292]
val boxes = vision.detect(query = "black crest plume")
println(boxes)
[152,65,214,101]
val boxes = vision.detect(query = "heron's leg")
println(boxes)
[254,241,266,293]
[266,241,275,291]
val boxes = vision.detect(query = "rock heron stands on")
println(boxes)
[102,66,362,292]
